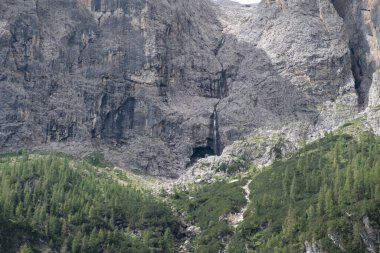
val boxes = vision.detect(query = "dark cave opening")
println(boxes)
[192,146,215,158]
[188,145,215,167]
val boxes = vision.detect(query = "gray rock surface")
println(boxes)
[360,216,380,253]
[304,240,326,253]
[0,0,379,176]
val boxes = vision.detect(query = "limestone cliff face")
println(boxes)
[0,0,379,176]
[0,0,223,176]
[331,0,380,108]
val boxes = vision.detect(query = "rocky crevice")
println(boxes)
[331,0,380,109]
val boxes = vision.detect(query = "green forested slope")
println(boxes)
[229,132,380,252]
[0,154,179,253]
[1,131,380,253]
[171,179,247,252]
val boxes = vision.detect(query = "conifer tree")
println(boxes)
[163,228,175,253]
[17,244,32,253]
[290,175,297,202]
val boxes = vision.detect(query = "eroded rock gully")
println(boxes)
[331,0,380,109]
[0,0,379,176]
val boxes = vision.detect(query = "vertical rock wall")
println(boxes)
[0,0,378,176]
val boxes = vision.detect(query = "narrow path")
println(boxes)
[227,179,252,227]
[242,179,252,213]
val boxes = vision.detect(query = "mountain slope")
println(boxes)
[0,154,180,252]
[1,0,379,176]
[229,131,380,252]
[1,128,380,252]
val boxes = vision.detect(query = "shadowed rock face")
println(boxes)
[331,0,380,108]
[0,0,378,176]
